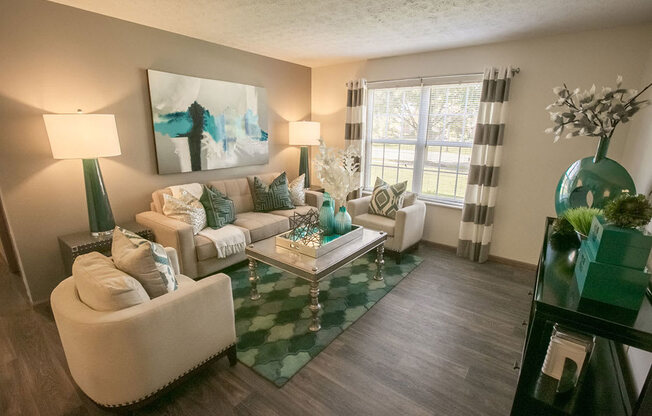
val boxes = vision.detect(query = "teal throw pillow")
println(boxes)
[251,172,295,212]
[199,185,236,229]
[369,177,408,219]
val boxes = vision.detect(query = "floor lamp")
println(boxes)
[43,113,121,237]
[289,121,320,188]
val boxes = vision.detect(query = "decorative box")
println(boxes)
[275,225,363,258]
[574,240,650,311]
[587,216,652,270]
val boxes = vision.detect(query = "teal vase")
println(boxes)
[334,206,352,235]
[319,199,335,235]
[555,137,636,215]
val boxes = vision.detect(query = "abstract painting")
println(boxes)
[147,69,268,174]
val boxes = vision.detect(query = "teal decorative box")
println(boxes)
[587,216,652,270]
[574,240,650,311]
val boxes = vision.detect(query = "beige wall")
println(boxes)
[312,24,652,265]
[0,0,311,303]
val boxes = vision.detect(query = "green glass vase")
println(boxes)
[555,137,636,215]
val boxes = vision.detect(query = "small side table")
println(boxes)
[308,185,325,193]
[58,222,154,275]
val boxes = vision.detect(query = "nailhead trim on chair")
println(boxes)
[95,343,236,408]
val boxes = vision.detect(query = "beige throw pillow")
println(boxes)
[163,190,207,234]
[112,227,178,298]
[288,174,306,206]
[73,252,150,311]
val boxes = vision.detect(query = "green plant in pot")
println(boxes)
[546,76,651,215]
[573,194,652,311]
[561,207,603,241]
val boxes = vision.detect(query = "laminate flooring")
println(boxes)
[0,245,534,416]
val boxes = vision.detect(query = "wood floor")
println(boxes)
[0,246,534,416]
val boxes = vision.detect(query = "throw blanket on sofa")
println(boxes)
[198,225,247,259]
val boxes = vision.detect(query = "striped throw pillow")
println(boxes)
[368,177,408,219]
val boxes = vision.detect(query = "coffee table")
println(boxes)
[245,228,387,332]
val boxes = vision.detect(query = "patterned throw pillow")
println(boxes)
[250,172,295,212]
[199,185,236,229]
[369,177,408,219]
[111,227,178,298]
[288,174,306,206]
[163,190,207,234]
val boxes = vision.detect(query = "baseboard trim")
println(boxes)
[420,240,537,271]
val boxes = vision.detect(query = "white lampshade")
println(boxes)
[43,114,121,159]
[289,121,320,146]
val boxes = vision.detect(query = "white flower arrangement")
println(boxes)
[314,138,360,208]
[545,75,650,143]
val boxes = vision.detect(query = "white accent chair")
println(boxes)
[347,196,426,263]
[50,248,236,409]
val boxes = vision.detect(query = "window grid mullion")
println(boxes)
[412,85,429,194]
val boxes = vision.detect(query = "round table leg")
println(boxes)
[308,281,321,332]
[248,258,261,300]
[374,245,385,281]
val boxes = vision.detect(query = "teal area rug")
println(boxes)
[229,252,422,386]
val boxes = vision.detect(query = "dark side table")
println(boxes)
[58,222,154,275]
[511,217,652,415]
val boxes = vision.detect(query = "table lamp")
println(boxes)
[289,121,320,188]
[43,113,121,237]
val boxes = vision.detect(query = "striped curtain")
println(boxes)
[345,79,367,197]
[457,66,513,263]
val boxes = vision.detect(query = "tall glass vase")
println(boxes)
[555,136,636,215]
[333,206,352,235]
[319,198,335,236]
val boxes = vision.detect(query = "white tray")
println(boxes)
[275,225,363,258]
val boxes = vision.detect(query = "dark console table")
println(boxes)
[58,222,153,275]
[511,217,652,415]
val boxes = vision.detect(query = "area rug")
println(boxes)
[228,251,422,386]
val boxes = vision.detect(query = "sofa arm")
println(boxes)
[51,273,236,406]
[136,211,198,278]
[394,201,426,252]
[305,190,323,209]
[347,196,372,220]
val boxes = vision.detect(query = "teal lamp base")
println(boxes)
[299,146,310,188]
[82,158,115,236]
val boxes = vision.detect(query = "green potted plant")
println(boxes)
[574,194,652,310]
[561,207,603,241]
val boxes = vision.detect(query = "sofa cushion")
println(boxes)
[72,252,150,311]
[234,212,289,242]
[288,174,306,206]
[112,227,178,298]
[352,213,396,236]
[195,226,252,261]
[250,172,294,212]
[269,205,317,218]
[162,191,207,235]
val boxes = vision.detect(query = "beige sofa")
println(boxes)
[136,173,323,278]
[51,248,236,408]
[347,195,426,263]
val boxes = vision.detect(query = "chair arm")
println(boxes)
[394,201,426,252]
[305,190,324,209]
[51,273,235,406]
[347,196,372,220]
[136,211,198,278]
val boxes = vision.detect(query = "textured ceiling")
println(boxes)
[48,0,652,67]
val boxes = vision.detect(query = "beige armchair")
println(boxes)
[347,195,426,263]
[50,248,236,409]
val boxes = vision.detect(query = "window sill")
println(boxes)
[361,190,464,210]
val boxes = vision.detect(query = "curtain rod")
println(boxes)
[365,67,520,86]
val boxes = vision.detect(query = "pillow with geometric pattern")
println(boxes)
[250,172,295,212]
[199,185,236,229]
[368,177,408,219]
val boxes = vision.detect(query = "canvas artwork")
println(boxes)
[147,69,268,174]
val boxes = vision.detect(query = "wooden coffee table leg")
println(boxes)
[248,258,261,300]
[308,281,321,332]
[374,244,385,281]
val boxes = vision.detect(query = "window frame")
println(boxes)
[364,73,483,207]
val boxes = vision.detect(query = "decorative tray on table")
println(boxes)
[275,225,363,258]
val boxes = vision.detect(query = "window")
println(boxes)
[364,75,483,206]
